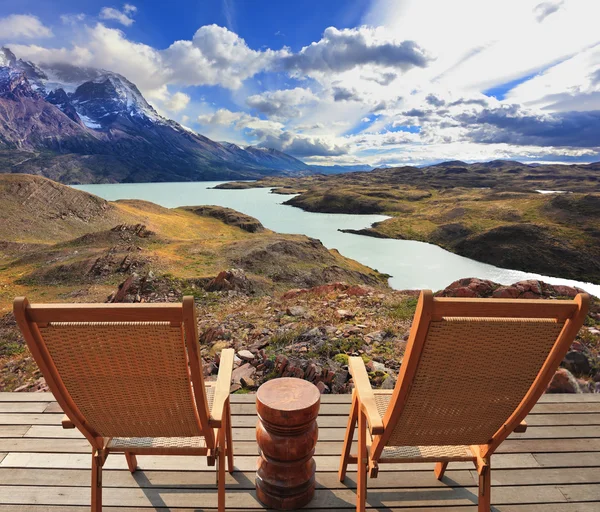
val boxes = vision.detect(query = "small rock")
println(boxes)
[286,305,307,317]
[336,309,355,320]
[302,327,322,339]
[371,361,386,372]
[230,383,242,393]
[237,350,255,361]
[316,381,329,394]
[240,376,255,388]
[381,375,396,389]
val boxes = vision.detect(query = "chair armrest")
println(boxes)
[348,357,384,435]
[209,348,234,427]
[62,415,75,429]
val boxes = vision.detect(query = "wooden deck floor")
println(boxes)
[0,392,599,511]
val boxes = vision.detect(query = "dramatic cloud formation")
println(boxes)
[0,14,53,39]
[282,26,430,74]
[5,0,600,164]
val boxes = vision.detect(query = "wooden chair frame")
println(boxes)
[339,290,589,512]
[13,296,234,512]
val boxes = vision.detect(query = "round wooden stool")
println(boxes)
[255,377,320,509]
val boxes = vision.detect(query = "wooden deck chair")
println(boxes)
[13,296,235,512]
[339,290,589,512]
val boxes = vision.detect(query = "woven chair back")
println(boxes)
[385,316,563,447]
[38,320,203,438]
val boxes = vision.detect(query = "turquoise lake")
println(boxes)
[73,181,600,296]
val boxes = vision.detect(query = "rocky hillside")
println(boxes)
[4,277,598,394]
[0,47,312,183]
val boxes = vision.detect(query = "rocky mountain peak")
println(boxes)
[0,68,38,99]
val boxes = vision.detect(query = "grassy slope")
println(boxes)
[0,175,388,316]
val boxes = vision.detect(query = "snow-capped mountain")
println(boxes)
[0,47,314,184]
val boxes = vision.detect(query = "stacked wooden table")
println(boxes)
[255,377,321,510]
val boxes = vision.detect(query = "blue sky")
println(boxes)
[1,0,600,165]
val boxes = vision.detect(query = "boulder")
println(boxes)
[231,363,256,385]
[563,351,591,376]
[205,268,251,293]
[547,368,580,393]
[492,286,521,299]
[237,350,255,361]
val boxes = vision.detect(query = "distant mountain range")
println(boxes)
[0,47,366,184]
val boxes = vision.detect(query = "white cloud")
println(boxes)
[100,6,135,27]
[163,91,190,112]
[197,108,348,157]
[60,13,86,25]
[0,14,53,39]
[246,88,318,118]
[11,23,283,93]
[123,4,137,14]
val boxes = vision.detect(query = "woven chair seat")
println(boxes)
[373,391,473,461]
[108,436,207,450]
[106,385,215,451]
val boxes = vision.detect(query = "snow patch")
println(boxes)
[79,114,102,129]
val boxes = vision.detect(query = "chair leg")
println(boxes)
[477,460,491,512]
[356,407,367,512]
[91,450,104,512]
[434,462,448,480]
[125,452,137,473]
[217,426,226,512]
[339,391,358,482]
[225,399,234,474]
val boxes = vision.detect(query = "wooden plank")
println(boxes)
[538,394,600,403]
[0,414,63,425]
[524,413,600,426]
[0,484,570,508]
[43,403,61,413]
[497,438,600,453]
[3,437,600,456]
[508,426,600,439]
[4,411,600,429]
[0,403,47,413]
[0,505,598,512]
[530,403,600,414]
[533,452,600,468]
[473,467,600,486]
[22,423,600,442]
[1,392,598,403]
[21,415,600,437]
[0,393,54,402]
[0,426,29,438]
[2,466,598,489]
[0,452,540,472]
[0,467,477,489]
[559,483,600,502]
[0,453,5,464]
